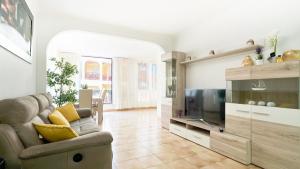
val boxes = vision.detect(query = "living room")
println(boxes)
[0,0,300,169]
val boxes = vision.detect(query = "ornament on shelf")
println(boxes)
[242,56,254,67]
[209,50,215,55]
[276,55,284,63]
[246,39,255,46]
[282,50,300,61]
[255,46,264,65]
[186,56,192,61]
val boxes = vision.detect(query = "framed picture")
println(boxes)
[0,0,34,63]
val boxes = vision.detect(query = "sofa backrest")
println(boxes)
[0,96,44,148]
[32,94,55,124]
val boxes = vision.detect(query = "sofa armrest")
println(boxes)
[19,132,113,160]
[76,108,93,118]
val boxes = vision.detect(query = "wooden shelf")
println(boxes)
[180,45,262,64]
[226,60,300,80]
[171,117,220,132]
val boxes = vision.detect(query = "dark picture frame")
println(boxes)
[0,0,34,63]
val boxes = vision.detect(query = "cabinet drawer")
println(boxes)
[252,106,300,127]
[186,129,210,148]
[210,131,251,164]
[170,124,210,148]
[225,115,251,139]
[226,103,251,118]
[252,119,300,169]
[170,124,187,138]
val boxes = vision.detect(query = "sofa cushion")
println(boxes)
[0,96,39,124]
[42,93,53,105]
[49,110,70,126]
[0,96,43,148]
[32,94,50,112]
[38,109,52,124]
[33,123,78,142]
[70,117,99,136]
[14,116,44,147]
[76,108,92,118]
[57,103,80,122]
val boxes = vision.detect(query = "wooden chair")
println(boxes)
[79,89,93,110]
[93,89,107,125]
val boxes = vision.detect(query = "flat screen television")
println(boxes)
[185,89,226,126]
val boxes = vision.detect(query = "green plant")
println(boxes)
[267,34,278,55]
[47,57,79,107]
[255,47,264,60]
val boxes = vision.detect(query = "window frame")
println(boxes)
[81,56,113,104]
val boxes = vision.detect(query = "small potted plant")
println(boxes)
[81,84,88,89]
[255,47,264,65]
[266,32,278,63]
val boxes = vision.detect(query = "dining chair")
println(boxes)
[79,89,93,110]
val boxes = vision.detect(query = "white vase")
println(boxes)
[255,59,264,65]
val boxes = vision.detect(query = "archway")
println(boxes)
[46,30,165,111]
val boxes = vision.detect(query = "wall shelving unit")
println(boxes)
[180,45,263,64]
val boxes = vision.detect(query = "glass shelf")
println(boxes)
[166,59,177,98]
[226,78,300,109]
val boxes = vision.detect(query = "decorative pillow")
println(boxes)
[33,123,78,142]
[48,110,70,126]
[57,103,80,122]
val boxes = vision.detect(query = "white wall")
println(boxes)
[0,0,39,99]
[35,11,173,94]
[175,0,300,89]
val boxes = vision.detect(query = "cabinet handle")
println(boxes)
[236,110,249,113]
[253,112,270,116]
[193,135,202,140]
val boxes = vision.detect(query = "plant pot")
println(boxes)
[255,59,264,65]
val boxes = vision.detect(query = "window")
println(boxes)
[80,56,112,104]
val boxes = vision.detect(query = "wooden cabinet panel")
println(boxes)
[225,67,251,81]
[161,104,172,129]
[225,103,251,139]
[225,115,251,139]
[210,131,251,164]
[251,61,300,79]
[252,119,300,169]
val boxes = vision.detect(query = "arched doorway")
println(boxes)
[46,30,165,112]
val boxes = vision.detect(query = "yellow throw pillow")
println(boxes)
[33,123,78,142]
[57,103,80,122]
[48,110,70,126]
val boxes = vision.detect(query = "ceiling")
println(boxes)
[47,30,164,59]
[38,0,241,35]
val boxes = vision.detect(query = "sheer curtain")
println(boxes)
[112,57,158,109]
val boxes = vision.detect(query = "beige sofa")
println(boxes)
[0,93,113,169]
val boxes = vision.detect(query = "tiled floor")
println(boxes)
[102,109,260,169]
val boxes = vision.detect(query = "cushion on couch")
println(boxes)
[32,94,50,112]
[70,117,99,136]
[38,109,52,124]
[0,96,44,147]
[48,110,70,126]
[33,123,78,142]
[57,103,80,122]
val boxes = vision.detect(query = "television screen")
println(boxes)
[185,89,225,126]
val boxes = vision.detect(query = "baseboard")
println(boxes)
[105,106,157,112]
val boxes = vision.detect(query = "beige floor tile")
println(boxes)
[103,109,261,169]
[166,159,199,169]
